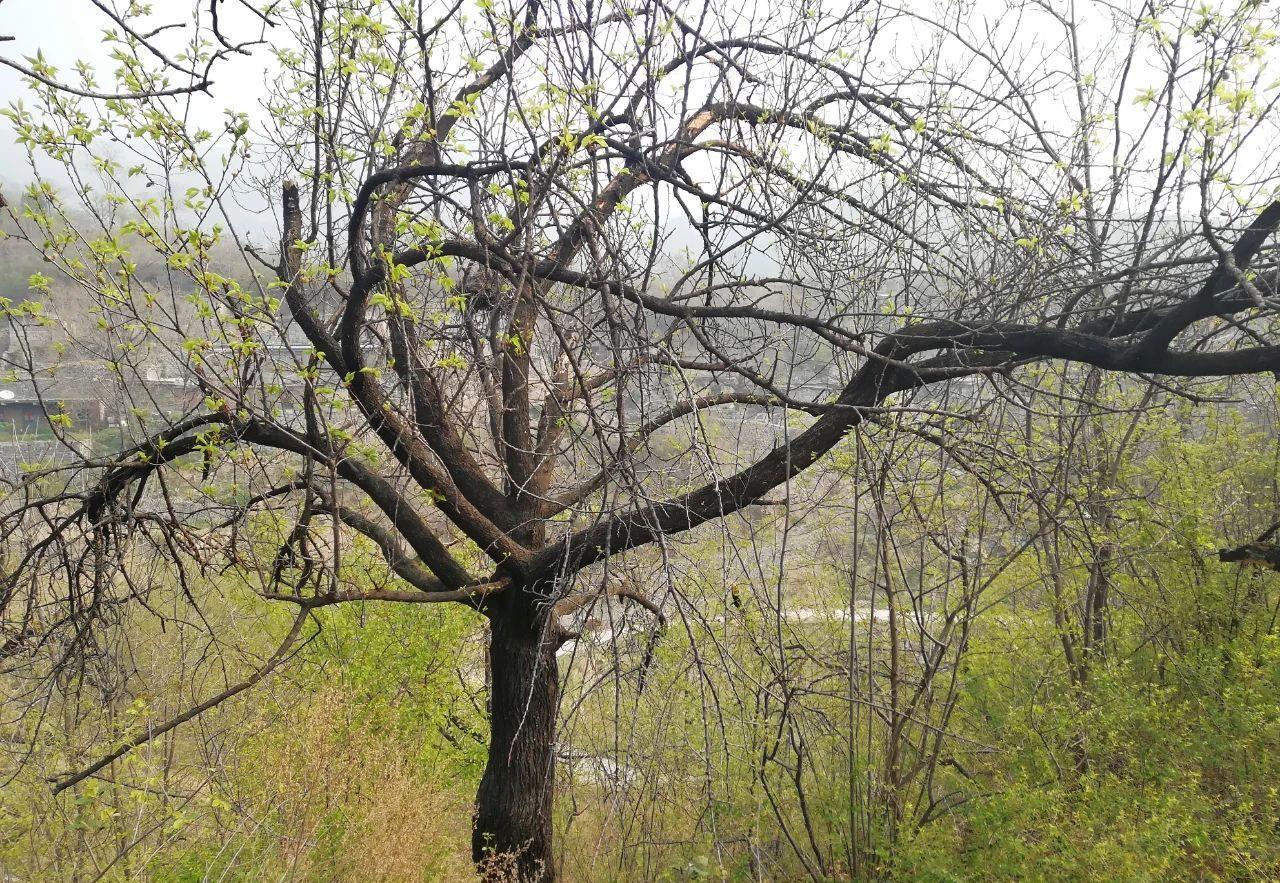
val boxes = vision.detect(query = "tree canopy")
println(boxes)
[4,0,1280,879]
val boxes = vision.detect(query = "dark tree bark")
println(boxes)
[473,596,561,882]
[1220,542,1280,570]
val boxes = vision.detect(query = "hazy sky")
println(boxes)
[0,0,275,194]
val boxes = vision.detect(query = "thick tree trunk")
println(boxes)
[473,606,560,882]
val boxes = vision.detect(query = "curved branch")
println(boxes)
[51,606,311,795]
[529,200,1280,575]
[263,579,508,608]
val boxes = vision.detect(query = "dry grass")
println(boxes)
[237,686,477,883]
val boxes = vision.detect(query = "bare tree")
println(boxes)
[4,0,1280,878]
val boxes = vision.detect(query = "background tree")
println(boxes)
[4,0,1280,879]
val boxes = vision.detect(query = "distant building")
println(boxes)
[0,371,114,432]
